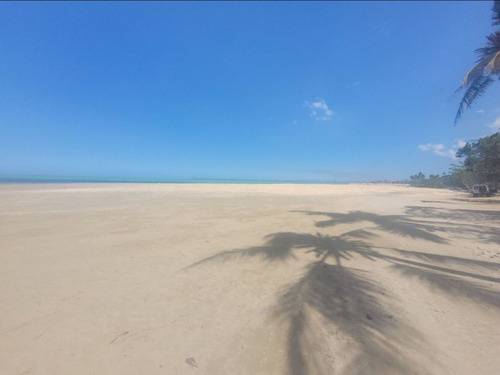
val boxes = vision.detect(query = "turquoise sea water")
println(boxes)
[0,175,348,185]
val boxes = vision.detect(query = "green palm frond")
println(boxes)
[455,30,500,124]
[493,0,500,26]
[485,50,500,73]
[454,75,494,124]
[475,31,500,56]
[459,57,492,88]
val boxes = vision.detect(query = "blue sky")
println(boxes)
[1,1,500,182]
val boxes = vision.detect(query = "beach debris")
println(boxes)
[109,330,129,344]
[366,313,373,320]
[185,357,198,368]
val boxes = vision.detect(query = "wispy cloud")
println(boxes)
[304,98,334,121]
[418,140,466,160]
[489,116,500,131]
[476,109,485,114]
[373,23,390,35]
[346,81,361,89]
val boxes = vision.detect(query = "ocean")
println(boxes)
[0,175,347,184]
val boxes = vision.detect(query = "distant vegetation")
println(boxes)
[408,132,500,191]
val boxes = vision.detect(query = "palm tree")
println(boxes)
[455,1,500,124]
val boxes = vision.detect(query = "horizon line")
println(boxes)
[0,174,362,185]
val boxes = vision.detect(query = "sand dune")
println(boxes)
[1,183,499,374]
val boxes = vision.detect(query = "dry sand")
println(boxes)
[1,183,499,375]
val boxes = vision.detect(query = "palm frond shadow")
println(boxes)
[184,230,374,270]
[405,206,500,221]
[296,210,447,244]
[391,263,500,310]
[186,209,500,374]
[451,197,500,205]
[373,248,500,283]
[274,262,422,375]
[298,207,500,245]
[404,206,500,245]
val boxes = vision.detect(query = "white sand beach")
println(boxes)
[1,183,499,374]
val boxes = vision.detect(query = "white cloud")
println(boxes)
[418,140,466,160]
[418,143,443,152]
[304,98,334,121]
[373,23,390,35]
[347,81,361,89]
[489,116,500,131]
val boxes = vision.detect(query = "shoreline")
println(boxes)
[0,176,352,185]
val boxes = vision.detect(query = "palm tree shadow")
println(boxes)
[185,209,500,374]
[186,231,430,373]
[184,230,375,270]
[274,262,423,375]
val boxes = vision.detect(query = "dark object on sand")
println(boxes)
[186,357,198,368]
[471,184,491,197]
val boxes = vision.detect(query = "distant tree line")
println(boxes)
[408,132,500,191]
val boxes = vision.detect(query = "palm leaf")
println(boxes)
[459,35,500,89]
[458,58,491,88]
[485,50,500,73]
[493,0,500,26]
[454,75,494,124]
[476,31,500,56]
[455,7,500,124]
